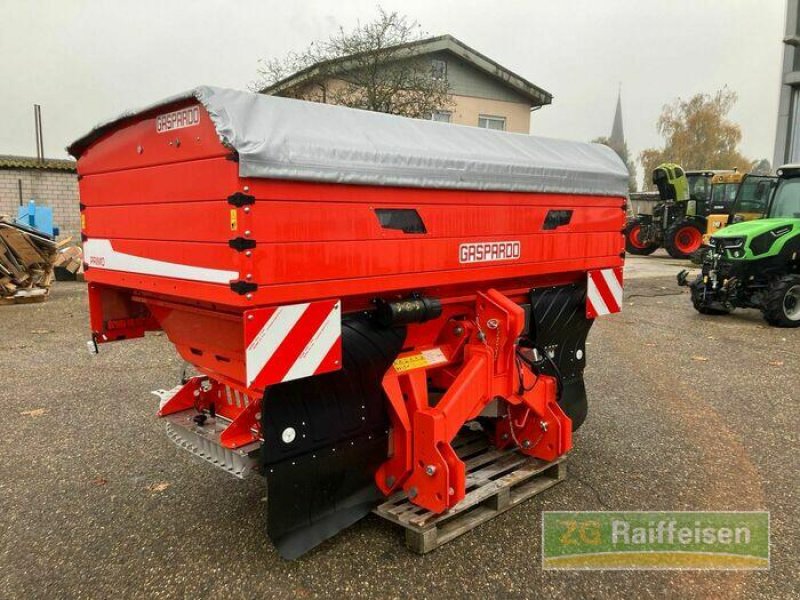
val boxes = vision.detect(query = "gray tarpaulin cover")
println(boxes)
[69,86,629,197]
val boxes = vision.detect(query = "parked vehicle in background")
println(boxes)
[680,164,800,327]
[624,164,735,259]
[703,173,777,244]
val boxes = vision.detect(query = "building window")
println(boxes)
[431,59,447,80]
[431,111,451,123]
[790,87,800,162]
[478,115,506,131]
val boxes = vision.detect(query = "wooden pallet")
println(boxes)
[0,289,49,305]
[374,431,567,554]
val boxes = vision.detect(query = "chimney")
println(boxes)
[34,104,44,162]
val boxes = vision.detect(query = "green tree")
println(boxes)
[640,89,751,189]
[252,8,453,119]
[593,135,637,192]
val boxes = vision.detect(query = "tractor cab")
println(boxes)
[768,164,800,219]
[707,172,744,215]
[732,174,777,221]
[703,174,777,244]
[686,169,735,215]
[686,170,713,202]
[702,172,757,243]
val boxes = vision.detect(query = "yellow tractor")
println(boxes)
[703,173,777,244]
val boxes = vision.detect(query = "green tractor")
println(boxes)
[678,164,800,327]
[625,164,734,259]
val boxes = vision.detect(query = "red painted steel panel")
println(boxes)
[84,200,622,244]
[240,201,621,242]
[248,232,621,285]
[77,101,228,176]
[85,269,244,307]
[79,157,239,207]
[83,255,621,310]
[146,301,245,382]
[84,201,237,242]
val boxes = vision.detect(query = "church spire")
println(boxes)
[609,84,625,149]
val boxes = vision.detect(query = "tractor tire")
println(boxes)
[762,275,800,328]
[624,220,659,255]
[689,274,730,316]
[665,219,704,259]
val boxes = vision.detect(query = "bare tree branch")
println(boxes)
[251,7,453,119]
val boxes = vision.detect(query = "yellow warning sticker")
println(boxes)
[230,208,238,231]
[392,347,448,373]
[393,354,429,373]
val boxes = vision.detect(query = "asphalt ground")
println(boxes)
[1,259,797,599]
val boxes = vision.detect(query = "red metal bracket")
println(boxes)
[157,376,206,416]
[219,400,262,449]
[156,375,263,450]
[376,288,573,514]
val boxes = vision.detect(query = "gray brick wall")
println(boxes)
[0,169,80,241]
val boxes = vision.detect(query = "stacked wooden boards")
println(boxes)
[0,218,61,305]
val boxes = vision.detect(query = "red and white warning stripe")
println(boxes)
[586,267,623,318]
[244,300,342,388]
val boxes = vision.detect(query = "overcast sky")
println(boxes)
[0,0,786,176]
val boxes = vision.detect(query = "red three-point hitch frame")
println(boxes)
[376,288,573,514]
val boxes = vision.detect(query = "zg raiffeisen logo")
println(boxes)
[542,511,769,570]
